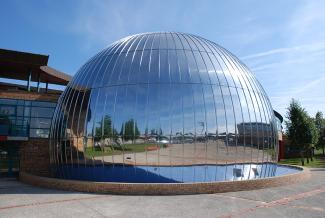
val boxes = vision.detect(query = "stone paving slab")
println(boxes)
[221,169,325,203]
[0,169,324,218]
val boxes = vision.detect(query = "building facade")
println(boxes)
[0,49,70,177]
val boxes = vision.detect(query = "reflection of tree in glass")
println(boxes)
[121,119,140,141]
[198,121,205,135]
[95,115,118,139]
[149,128,162,136]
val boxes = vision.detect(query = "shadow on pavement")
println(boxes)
[0,178,82,195]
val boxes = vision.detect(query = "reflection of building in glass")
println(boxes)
[237,122,273,148]
[274,110,284,160]
[50,32,279,182]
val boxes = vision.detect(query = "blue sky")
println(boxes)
[1,0,325,117]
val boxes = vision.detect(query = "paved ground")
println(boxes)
[0,169,324,218]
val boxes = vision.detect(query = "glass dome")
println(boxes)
[49,32,278,183]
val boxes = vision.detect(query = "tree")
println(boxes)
[285,99,316,165]
[308,117,319,162]
[315,111,325,156]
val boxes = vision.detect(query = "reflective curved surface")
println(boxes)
[49,32,278,183]
[56,164,300,183]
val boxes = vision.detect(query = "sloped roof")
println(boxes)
[0,48,71,85]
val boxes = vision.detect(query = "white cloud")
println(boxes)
[241,1,325,118]
[241,41,325,60]
[69,1,130,49]
[287,0,325,44]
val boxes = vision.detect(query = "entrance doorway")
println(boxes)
[0,143,20,177]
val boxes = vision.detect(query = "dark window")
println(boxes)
[31,101,56,107]
[31,107,55,118]
[30,118,52,128]
[30,128,50,138]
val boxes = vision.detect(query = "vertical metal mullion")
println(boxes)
[227,53,270,168]
[207,48,238,181]
[217,47,258,178]
[119,37,140,169]
[66,46,113,172]
[124,36,145,167]
[99,88,108,167]
[136,34,151,172]
[191,35,220,169]
[59,87,75,172]
[156,34,166,173]
[256,75,278,165]
[193,37,223,180]
[115,35,138,83]
[214,50,242,175]
[84,42,130,169]
[100,88,110,166]
[63,88,78,167]
[203,39,249,179]
[185,35,211,175]
[90,42,128,168]
[166,34,177,175]
[60,61,97,169]
[247,70,278,165]
[78,58,108,169]
[147,34,159,170]
[132,85,139,167]
[170,33,184,179]
[50,87,65,175]
[126,35,147,84]
[143,83,149,171]
[72,62,101,171]
[189,35,221,177]
[179,33,201,179]
[174,33,193,180]
[109,88,118,166]
[219,47,265,178]
[51,60,92,176]
[223,50,266,178]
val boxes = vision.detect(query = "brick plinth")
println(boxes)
[20,139,50,176]
[20,165,309,195]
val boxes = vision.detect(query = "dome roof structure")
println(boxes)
[50,32,278,183]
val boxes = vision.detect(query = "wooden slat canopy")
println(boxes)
[0,48,71,85]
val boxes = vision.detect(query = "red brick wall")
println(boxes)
[20,138,50,176]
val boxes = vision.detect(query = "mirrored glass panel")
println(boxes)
[49,32,278,183]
